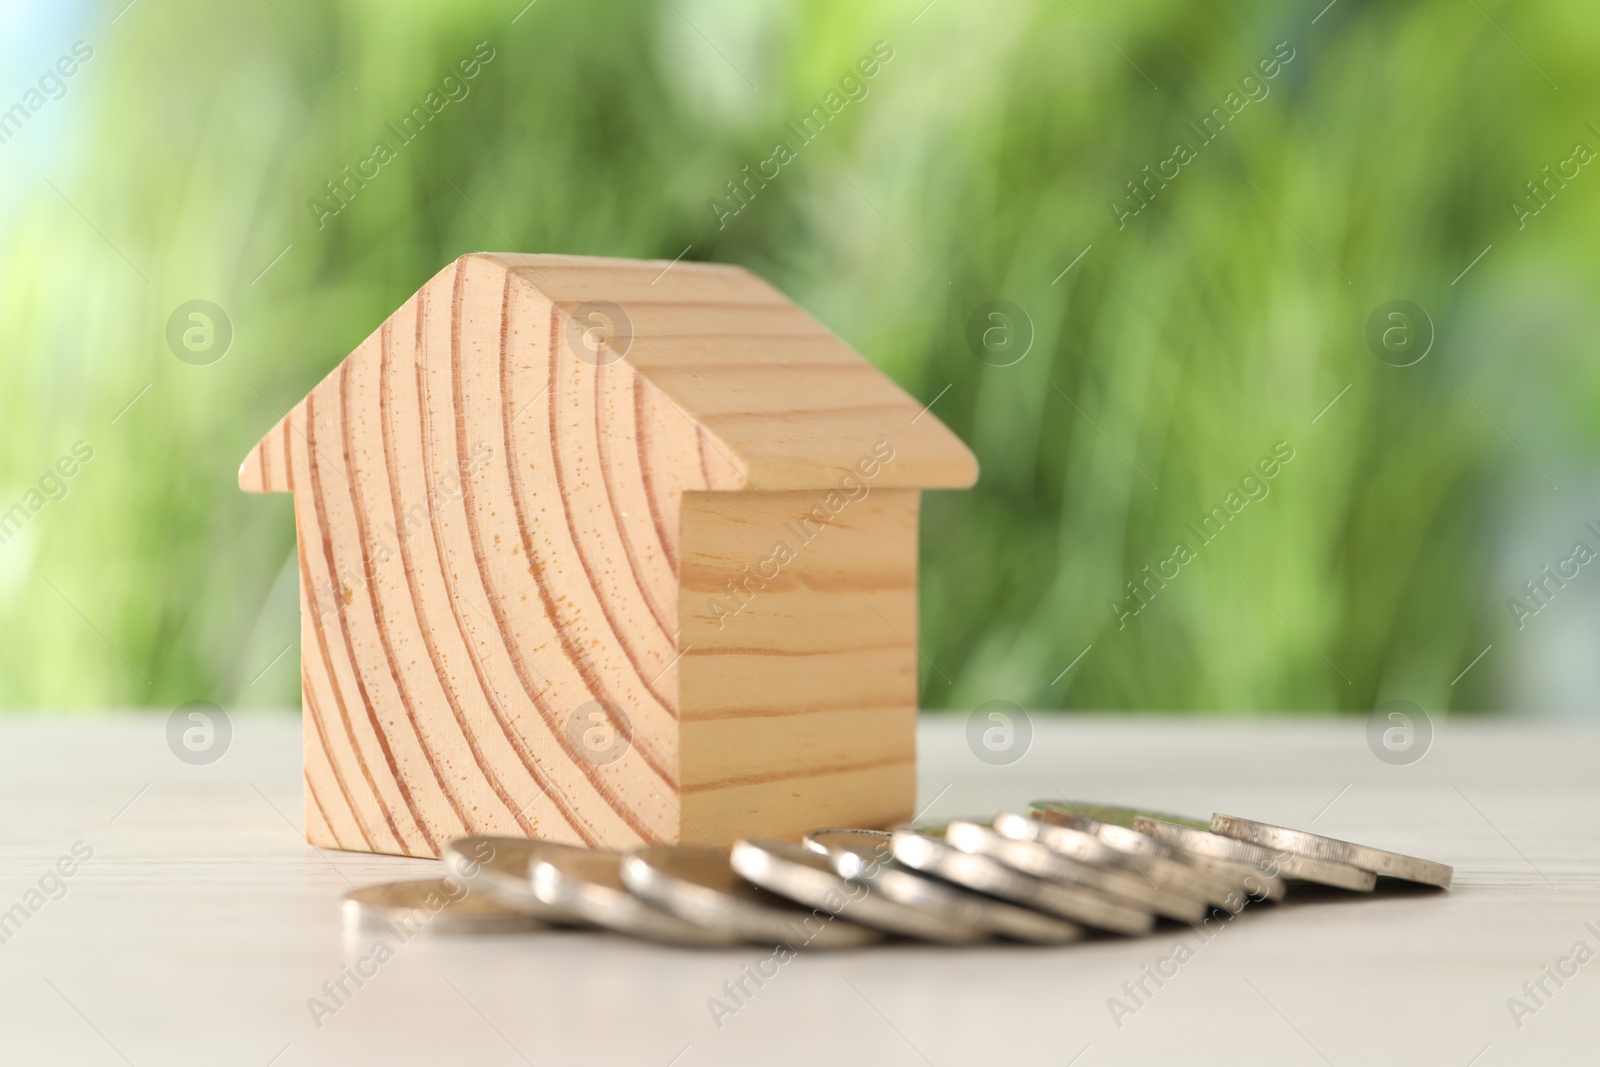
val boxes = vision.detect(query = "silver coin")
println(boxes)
[621,845,883,949]
[732,838,990,944]
[893,825,1153,936]
[1133,816,1376,892]
[1211,814,1453,888]
[802,827,896,856]
[1132,827,1280,904]
[442,836,586,924]
[342,878,543,935]
[1187,853,1283,902]
[982,815,1207,922]
[1048,801,1207,832]
[805,829,1084,945]
[991,811,1127,866]
[528,842,745,946]
[800,827,894,863]
[1030,801,1188,860]
[1030,803,1274,908]
[1026,804,1255,909]
[994,809,1254,909]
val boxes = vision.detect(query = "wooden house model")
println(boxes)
[239,253,977,857]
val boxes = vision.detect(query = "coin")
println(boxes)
[981,815,1207,922]
[442,836,587,924]
[1030,801,1189,861]
[732,838,990,945]
[802,828,895,854]
[528,842,744,946]
[343,878,544,935]
[621,845,883,949]
[1030,802,1276,907]
[1210,814,1453,888]
[893,825,1154,936]
[804,829,1085,945]
[800,827,895,863]
[1133,816,1376,892]
[1041,802,1290,902]
[1045,801,1197,831]
[991,811,1128,865]
[996,810,1224,907]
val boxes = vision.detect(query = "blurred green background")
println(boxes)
[2,0,1596,715]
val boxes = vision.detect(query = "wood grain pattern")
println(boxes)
[677,488,922,841]
[241,253,976,857]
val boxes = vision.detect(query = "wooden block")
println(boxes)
[240,253,977,857]
[677,488,922,843]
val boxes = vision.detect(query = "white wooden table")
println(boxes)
[0,712,1592,1065]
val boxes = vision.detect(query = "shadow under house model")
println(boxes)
[239,253,978,858]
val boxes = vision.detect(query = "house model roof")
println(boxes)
[241,252,977,494]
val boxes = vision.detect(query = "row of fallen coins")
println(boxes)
[343,801,1452,947]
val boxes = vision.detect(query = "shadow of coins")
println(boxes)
[166,300,233,366]
[1366,699,1432,766]
[966,300,1033,367]
[167,700,232,765]
[567,700,632,766]
[966,699,1032,766]
[1365,300,1433,367]
[564,300,632,366]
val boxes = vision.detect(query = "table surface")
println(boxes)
[0,711,1593,1066]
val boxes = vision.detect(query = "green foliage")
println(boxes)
[1,0,1596,712]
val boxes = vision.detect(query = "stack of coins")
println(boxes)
[342,801,1452,947]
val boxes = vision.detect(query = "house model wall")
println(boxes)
[240,253,977,857]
